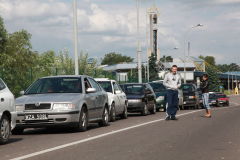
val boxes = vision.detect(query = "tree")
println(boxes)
[101,52,134,65]
[160,55,173,62]
[206,66,220,92]
[149,53,159,81]
[0,16,8,66]
[199,55,216,67]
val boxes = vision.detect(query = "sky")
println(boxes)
[0,0,240,65]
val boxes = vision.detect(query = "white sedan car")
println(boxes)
[95,78,127,122]
[0,78,16,145]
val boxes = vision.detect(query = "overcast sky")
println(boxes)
[1,0,240,65]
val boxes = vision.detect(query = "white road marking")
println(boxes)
[11,104,240,160]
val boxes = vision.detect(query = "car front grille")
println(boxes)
[21,119,54,125]
[25,103,51,110]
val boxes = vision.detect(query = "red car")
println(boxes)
[216,94,229,106]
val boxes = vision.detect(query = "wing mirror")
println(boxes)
[86,88,96,93]
[20,90,25,95]
[115,90,121,94]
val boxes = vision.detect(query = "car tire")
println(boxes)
[11,128,24,135]
[98,107,109,127]
[150,103,156,114]
[0,115,10,145]
[216,101,220,107]
[120,104,128,119]
[141,103,148,116]
[75,107,87,132]
[181,105,185,110]
[227,101,229,106]
[110,103,116,122]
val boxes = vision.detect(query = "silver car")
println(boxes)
[12,75,109,134]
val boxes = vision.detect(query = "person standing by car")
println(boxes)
[163,65,181,121]
[200,74,211,117]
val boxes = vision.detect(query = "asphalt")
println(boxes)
[1,95,240,160]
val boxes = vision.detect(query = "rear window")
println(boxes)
[124,84,144,94]
[0,79,6,91]
[209,94,216,98]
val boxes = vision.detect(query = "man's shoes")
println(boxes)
[165,117,171,121]
[171,117,178,121]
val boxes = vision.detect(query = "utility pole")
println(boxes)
[146,0,149,82]
[137,0,142,83]
[73,0,79,75]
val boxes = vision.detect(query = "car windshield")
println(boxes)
[24,77,82,95]
[181,85,193,91]
[209,94,216,98]
[217,94,227,98]
[97,81,112,93]
[124,84,144,94]
[149,83,166,92]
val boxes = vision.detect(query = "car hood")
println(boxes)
[16,93,83,104]
[126,94,144,99]
[155,92,166,97]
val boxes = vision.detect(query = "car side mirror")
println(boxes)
[115,90,121,94]
[20,90,25,95]
[146,91,152,94]
[86,88,96,93]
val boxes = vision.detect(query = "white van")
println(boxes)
[0,78,16,144]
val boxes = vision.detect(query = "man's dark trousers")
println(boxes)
[166,90,178,118]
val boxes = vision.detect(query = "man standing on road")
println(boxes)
[163,65,181,121]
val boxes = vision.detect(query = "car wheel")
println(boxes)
[0,115,10,145]
[120,104,128,119]
[75,107,87,132]
[141,103,148,116]
[227,102,229,106]
[150,103,156,114]
[181,105,185,110]
[11,128,24,135]
[98,107,109,127]
[110,103,116,122]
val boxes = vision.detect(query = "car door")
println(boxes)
[88,78,106,118]
[144,84,154,108]
[112,81,123,114]
[83,77,98,120]
[0,79,7,114]
[147,84,155,106]
[117,83,127,110]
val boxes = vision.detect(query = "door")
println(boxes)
[144,84,154,107]
[88,78,106,118]
[83,78,98,120]
[112,81,123,114]
[0,79,7,114]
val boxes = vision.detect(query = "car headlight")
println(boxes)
[128,99,142,103]
[157,96,164,101]
[53,103,75,110]
[212,101,216,103]
[15,105,24,111]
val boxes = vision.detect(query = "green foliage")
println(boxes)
[101,52,134,65]
[134,64,147,81]
[206,66,220,92]
[216,63,240,73]
[160,55,173,62]
[199,55,216,67]
[149,53,159,81]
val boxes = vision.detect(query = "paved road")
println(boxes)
[1,95,240,160]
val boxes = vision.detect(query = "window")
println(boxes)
[181,85,194,91]
[98,81,112,93]
[124,84,144,94]
[149,83,166,92]
[88,78,101,91]
[24,77,82,94]
[0,79,6,91]
[113,82,120,92]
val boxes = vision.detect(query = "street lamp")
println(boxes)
[73,0,79,75]
[137,0,142,83]
[183,24,203,83]
[164,47,178,68]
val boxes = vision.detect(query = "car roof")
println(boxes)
[39,75,85,79]
[149,82,163,84]
[121,83,147,85]
[94,78,115,82]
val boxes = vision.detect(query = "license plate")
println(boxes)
[25,114,48,120]
[209,103,212,105]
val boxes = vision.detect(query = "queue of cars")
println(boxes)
[0,75,230,144]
